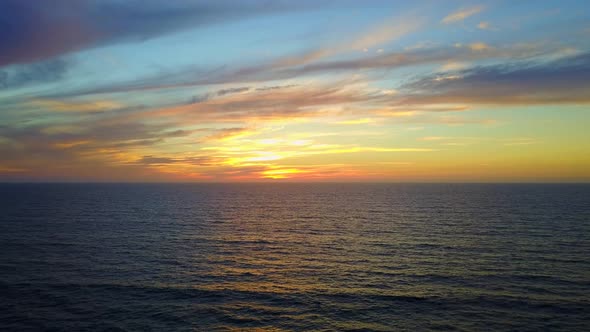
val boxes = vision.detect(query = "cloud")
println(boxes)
[0,58,70,89]
[2,87,438,178]
[0,116,206,181]
[440,61,469,71]
[0,0,318,67]
[46,40,565,99]
[7,49,585,181]
[335,118,376,125]
[419,136,448,141]
[441,6,484,24]
[256,85,298,91]
[272,16,423,68]
[348,16,423,51]
[30,99,122,112]
[477,21,491,30]
[399,52,590,105]
[129,81,384,124]
[134,155,215,166]
[469,42,492,51]
[216,87,251,96]
[418,136,537,147]
[0,80,411,180]
[202,138,433,169]
[201,127,256,141]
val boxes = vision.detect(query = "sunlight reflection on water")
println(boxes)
[1,183,589,330]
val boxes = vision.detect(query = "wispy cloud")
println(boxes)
[0,58,70,89]
[46,41,562,98]
[418,136,537,147]
[335,118,376,125]
[131,81,383,124]
[477,21,496,30]
[272,16,423,68]
[201,127,257,142]
[30,99,123,113]
[469,42,492,51]
[441,6,484,24]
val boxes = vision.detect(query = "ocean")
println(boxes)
[0,183,589,331]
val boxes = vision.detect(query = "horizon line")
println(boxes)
[1,181,589,185]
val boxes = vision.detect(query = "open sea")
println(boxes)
[0,183,589,331]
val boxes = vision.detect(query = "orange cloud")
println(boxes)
[31,99,122,112]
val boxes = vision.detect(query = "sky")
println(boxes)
[0,0,589,182]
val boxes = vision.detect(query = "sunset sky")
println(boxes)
[1,0,589,182]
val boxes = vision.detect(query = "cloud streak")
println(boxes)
[273,16,423,67]
[44,41,562,98]
[400,52,590,105]
[441,6,484,24]
[0,58,70,89]
[0,0,318,67]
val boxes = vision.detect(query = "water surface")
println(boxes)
[1,183,589,331]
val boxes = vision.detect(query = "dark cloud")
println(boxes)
[188,94,211,105]
[0,0,319,67]
[256,84,298,91]
[217,87,250,96]
[398,52,590,105]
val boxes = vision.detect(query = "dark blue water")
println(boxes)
[0,183,589,331]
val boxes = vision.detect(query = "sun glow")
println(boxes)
[261,168,305,179]
[1,1,588,182]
